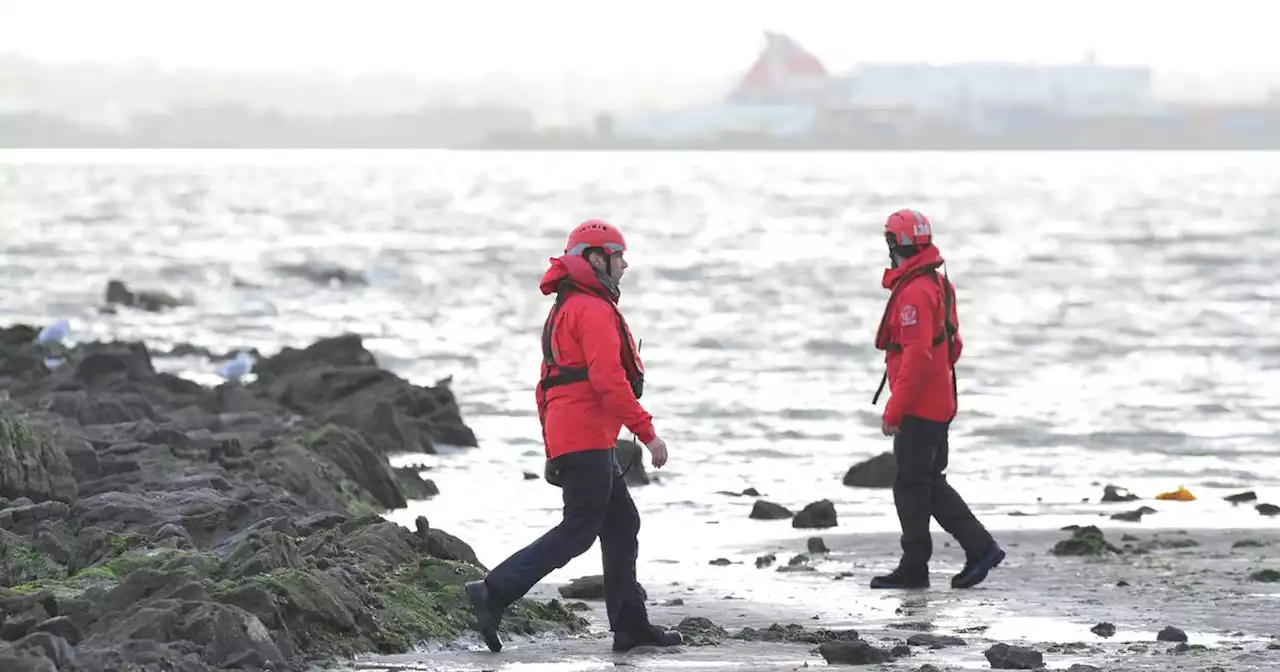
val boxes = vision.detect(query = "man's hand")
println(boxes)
[646,436,669,468]
[881,419,899,436]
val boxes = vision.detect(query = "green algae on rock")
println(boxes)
[0,331,582,671]
[1051,525,1122,556]
[1248,568,1280,582]
[0,414,78,504]
[0,532,65,588]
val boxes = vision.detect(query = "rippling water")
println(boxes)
[3,149,1279,599]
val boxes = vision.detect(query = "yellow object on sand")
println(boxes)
[1155,487,1196,501]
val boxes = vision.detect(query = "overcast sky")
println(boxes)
[1,0,1274,79]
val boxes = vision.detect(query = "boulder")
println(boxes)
[842,452,895,488]
[792,499,838,529]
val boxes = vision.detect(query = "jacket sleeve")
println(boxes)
[883,283,935,426]
[578,302,657,444]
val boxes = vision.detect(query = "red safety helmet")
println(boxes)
[565,219,627,256]
[884,208,933,248]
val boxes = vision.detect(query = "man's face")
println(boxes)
[589,251,627,283]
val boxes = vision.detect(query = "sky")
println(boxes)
[1,0,1276,80]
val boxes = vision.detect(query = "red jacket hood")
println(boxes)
[882,245,945,289]
[540,254,616,300]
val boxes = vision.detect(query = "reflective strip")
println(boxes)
[567,241,625,256]
[898,209,928,245]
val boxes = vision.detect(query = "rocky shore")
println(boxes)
[0,325,586,672]
[388,525,1280,671]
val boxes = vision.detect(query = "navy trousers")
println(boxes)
[893,415,994,572]
[483,448,650,633]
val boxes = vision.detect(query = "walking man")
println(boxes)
[870,208,1005,590]
[466,220,683,652]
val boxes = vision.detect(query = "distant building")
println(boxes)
[839,57,1157,116]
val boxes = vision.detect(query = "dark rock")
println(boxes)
[615,439,649,486]
[792,499,837,529]
[31,616,80,645]
[806,537,829,554]
[842,452,895,488]
[1091,622,1117,637]
[1157,625,1188,642]
[1248,569,1280,582]
[272,261,367,287]
[393,467,439,500]
[10,630,76,669]
[1111,506,1157,522]
[984,642,1044,669]
[749,500,793,520]
[104,279,188,312]
[1224,490,1257,504]
[734,623,858,644]
[674,616,727,646]
[1067,665,1104,672]
[1137,536,1199,551]
[906,633,965,647]
[560,575,602,600]
[557,574,645,602]
[818,639,892,665]
[715,487,761,497]
[1100,485,1139,502]
[1051,525,1121,556]
[1257,503,1280,516]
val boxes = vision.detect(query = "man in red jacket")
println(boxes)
[870,208,1004,590]
[466,220,682,653]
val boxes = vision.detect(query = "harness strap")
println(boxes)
[872,268,957,406]
[537,283,645,473]
[538,283,644,398]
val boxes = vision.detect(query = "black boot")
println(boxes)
[951,542,1005,589]
[870,568,930,589]
[612,625,683,652]
[465,580,504,652]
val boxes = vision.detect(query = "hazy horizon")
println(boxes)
[3,0,1280,112]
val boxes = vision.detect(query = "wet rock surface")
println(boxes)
[790,499,837,529]
[984,642,1044,669]
[1052,525,1122,556]
[748,500,793,520]
[841,452,895,488]
[0,328,585,671]
[614,439,651,487]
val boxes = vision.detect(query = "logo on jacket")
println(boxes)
[899,304,918,326]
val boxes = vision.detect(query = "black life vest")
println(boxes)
[538,281,644,401]
[871,261,958,406]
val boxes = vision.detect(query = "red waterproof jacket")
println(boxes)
[535,254,655,458]
[874,245,964,425]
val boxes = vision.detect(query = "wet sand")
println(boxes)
[327,525,1280,671]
